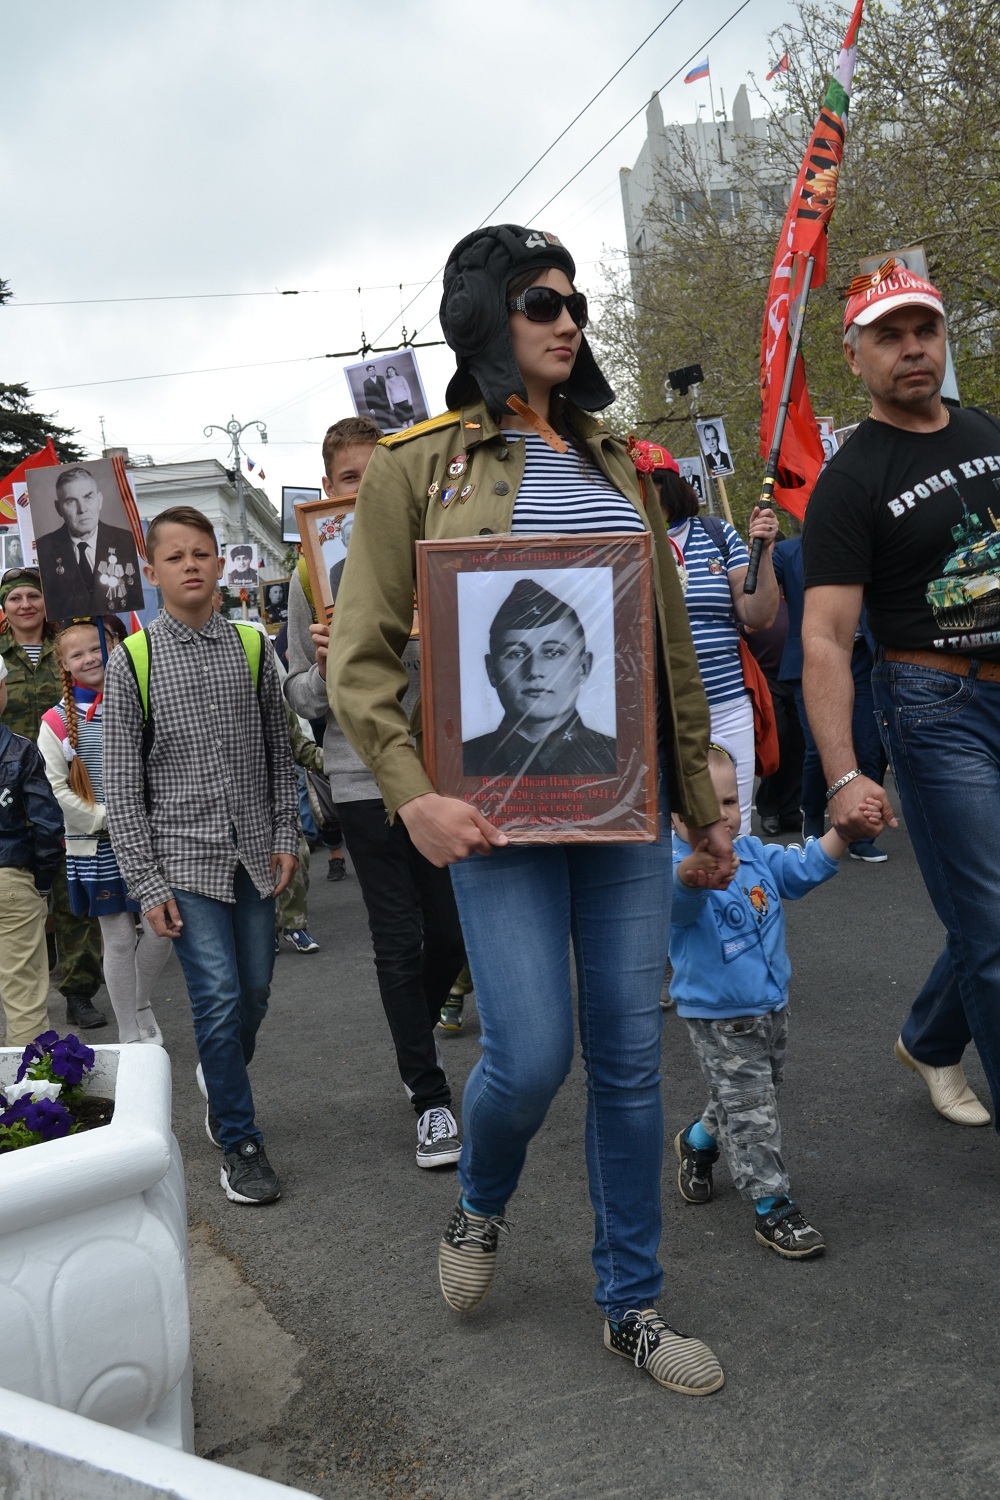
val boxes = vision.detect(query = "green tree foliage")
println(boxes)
[592,0,1000,531]
[0,381,85,473]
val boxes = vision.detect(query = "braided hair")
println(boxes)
[54,624,98,806]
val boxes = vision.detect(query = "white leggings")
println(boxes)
[709,691,755,833]
[98,911,173,1044]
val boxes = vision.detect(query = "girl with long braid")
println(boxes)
[37,624,172,1044]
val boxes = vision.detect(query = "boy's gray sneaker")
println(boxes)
[221,1139,281,1205]
[604,1308,725,1395]
[416,1107,462,1168]
[754,1197,825,1259]
[674,1125,719,1204]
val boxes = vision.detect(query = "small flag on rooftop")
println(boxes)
[766,53,789,80]
[684,59,710,83]
[246,457,256,472]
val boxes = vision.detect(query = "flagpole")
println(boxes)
[745,253,816,595]
[706,57,716,137]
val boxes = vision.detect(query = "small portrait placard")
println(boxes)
[695,419,734,478]
[223,542,260,592]
[416,534,658,843]
[677,456,707,507]
[281,484,320,544]
[343,349,431,435]
[259,577,290,633]
[294,495,356,623]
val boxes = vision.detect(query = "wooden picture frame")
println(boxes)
[416,533,658,843]
[294,495,356,624]
[259,577,290,634]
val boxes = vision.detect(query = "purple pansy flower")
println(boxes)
[49,1036,96,1088]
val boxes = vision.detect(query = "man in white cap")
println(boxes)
[801,262,1000,1132]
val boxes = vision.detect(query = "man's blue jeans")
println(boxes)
[795,638,886,842]
[171,864,275,1152]
[449,807,671,1320]
[872,655,1000,1127]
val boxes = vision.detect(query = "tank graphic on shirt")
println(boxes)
[925,498,1000,633]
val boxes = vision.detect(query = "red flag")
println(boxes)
[759,0,864,517]
[0,439,60,526]
[766,53,789,81]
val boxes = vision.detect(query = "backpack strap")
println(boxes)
[699,512,730,558]
[233,621,264,695]
[296,555,316,622]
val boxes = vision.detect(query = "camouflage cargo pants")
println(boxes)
[276,836,311,932]
[683,1008,790,1203]
[51,859,104,1001]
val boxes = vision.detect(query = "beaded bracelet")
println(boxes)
[825,768,862,803]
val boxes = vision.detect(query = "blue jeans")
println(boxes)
[872,655,1000,1127]
[794,639,886,842]
[448,794,671,1319]
[172,863,275,1152]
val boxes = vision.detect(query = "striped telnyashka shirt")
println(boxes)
[674,517,749,707]
[506,432,646,535]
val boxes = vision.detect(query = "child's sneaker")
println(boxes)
[674,1125,719,1204]
[437,998,464,1033]
[754,1197,825,1259]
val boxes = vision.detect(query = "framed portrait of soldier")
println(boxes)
[416,534,658,843]
[259,578,290,632]
[695,419,734,478]
[281,484,320,544]
[26,457,145,620]
[294,495,355,622]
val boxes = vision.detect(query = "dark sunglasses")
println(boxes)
[506,286,589,330]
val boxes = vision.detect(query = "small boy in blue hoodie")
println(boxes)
[670,741,883,1259]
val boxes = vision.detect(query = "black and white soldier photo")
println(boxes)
[260,578,290,626]
[27,458,144,618]
[695,419,734,478]
[460,572,617,778]
[224,543,259,590]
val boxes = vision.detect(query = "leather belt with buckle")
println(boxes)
[883,646,1000,684]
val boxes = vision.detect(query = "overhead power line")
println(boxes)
[405,0,757,346]
[364,3,691,352]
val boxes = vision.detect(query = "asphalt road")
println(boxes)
[144,792,999,1500]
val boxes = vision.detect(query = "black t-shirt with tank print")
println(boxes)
[802,406,1000,658]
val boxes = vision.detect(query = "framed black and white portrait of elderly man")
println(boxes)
[416,533,658,843]
[26,457,145,619]
[677,456,707,506]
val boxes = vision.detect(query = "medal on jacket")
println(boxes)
[448,453,467,479]
[440,486,458,507]
[427,482,439,500]
[459,483,473,503]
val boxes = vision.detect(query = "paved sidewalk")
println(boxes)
[137,812,999,1497]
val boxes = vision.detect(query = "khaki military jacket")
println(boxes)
[327,397,720,829]
[0,632,62,743]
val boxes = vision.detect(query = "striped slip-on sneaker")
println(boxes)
[438,1198,509,1313]
[604,1308,724,1396]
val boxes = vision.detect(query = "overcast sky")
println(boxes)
[3,0,796,511]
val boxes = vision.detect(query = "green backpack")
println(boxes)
[121,622,264,776]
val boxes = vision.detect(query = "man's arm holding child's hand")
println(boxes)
[819,795,885,862]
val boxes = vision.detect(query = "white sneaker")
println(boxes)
[195,1062,208,1100]
[416,1107,462,1169]
[135,1008,163,1045]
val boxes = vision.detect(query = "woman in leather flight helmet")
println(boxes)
[327,223,735,1395]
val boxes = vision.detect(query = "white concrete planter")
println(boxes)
[0,1044,192,1451]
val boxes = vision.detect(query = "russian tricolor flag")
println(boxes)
[684,59,710,83]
